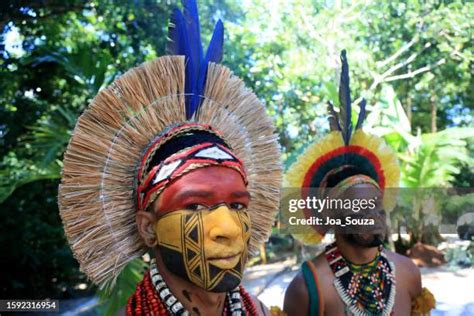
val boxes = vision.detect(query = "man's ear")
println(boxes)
[136,210,158,247]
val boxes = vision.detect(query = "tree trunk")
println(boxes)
[421,225,445,245]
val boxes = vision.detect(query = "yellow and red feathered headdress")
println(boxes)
[285,50,399,244]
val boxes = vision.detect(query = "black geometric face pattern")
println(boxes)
[159,209,252,292]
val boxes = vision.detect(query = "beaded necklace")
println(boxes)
[325,242,396,316]
[126,259,258,316]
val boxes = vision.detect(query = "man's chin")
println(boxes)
[207,274,242,293]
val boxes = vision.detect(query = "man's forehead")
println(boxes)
[168,166,247,187]
[343,185,382,199]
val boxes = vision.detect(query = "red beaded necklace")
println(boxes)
[126,272,259,316]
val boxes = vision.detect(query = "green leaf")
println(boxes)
[97,258,148,316]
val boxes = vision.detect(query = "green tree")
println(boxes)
[365,84,473,246]
[1,0,170,299]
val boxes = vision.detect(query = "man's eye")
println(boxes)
[185,204,207,211]
[230,203,246,211]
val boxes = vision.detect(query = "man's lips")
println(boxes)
[208,252,242,261]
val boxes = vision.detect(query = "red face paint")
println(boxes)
[154,166,250,215]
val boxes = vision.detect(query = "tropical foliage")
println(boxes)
[1,0,472,311]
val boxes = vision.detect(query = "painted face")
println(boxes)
[153,166,251,292]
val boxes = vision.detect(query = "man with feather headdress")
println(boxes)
[58,1,282,315]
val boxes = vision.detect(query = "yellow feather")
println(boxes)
[284,131,344,244]
[285,131,345,188]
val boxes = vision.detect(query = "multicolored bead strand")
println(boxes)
[325,242,396,316]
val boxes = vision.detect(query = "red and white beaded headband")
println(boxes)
[136,123,247,211]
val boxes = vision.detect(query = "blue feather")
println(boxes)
[339,50,352,145]
[182,0,203,112]
[166,0,225,119]
[167,8,194,116]
[182,0,203,68]
[190,20,224,114]
[204,20,224,64]
[167,8,186,55]
[355,98,366,130]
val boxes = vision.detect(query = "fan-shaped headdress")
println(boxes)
[285,50,399,244]
[58,0,281,288]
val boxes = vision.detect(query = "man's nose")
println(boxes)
[207,205,241,242]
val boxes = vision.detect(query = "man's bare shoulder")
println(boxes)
[385,249,422,297]
[385,250,419,275]
[284,253,334,315]
[311,252,333,284]
[283,271,309,316]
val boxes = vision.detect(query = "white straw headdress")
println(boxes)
[58,1,281,289]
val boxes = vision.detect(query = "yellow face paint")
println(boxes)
[155,206,251,292]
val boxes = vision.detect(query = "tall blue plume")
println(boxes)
[327,50,366,143]
[167,0,225,119]
[355,98,366,130]
[338,50,352,145]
